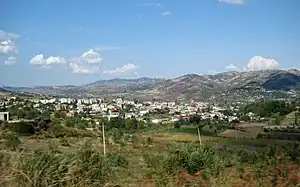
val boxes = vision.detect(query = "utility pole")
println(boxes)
[102,122,106,156]
[197,126,202,146]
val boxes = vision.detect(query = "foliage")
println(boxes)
[109,117,125,129]
[174,118,188,129]
[4,146,128,187]
[189,115,201,124]
[295,111,300,125]
[274,114,282,126]
[12,121,36,135]
[10,118,51,135]
[165,143,226,175]
[59,137,70,146]
[5,134,21,150]
[244,100,296,117]
[8,106,41,120]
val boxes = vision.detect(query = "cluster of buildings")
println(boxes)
[0,96,240,123]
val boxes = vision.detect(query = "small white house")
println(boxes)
[0,112,9,121]
[151,119,162,124]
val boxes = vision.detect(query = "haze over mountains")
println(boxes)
[2,69,300,101]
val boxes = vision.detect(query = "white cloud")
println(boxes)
[46,56,66,64]
[247,56,280,71]
[225,64,239,70]
[0,39,17,54]
[69,63,99,74]
[162,11,171,16]
[29,49,103,74]
[0,30,19,54]
[80,49,103,64]
[69,49,103,74]
[218,0,245,5]
[4,56,17,65]
[0,30,19,41]
[29,54,66,66]
[103,63,139,75]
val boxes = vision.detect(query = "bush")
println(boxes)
[174,121,181,129]
[5,145,129,186]
[5,134,21,150]
[146,137,153,145]
[59,138,70,146]
[165,143,225,175]
[13,122,35,135]
[49,124,96,138]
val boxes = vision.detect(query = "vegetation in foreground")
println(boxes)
[1,121,300,187]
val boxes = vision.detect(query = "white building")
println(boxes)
[40,99,56,104]
[60,98,72,104]
[91,104,101,112]
[151,119,162,124]
[0,112,9,121]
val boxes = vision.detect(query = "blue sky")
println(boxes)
[0,0,300,86]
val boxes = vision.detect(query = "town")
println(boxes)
[1,96,243,124]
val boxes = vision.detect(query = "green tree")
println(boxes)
[65,117,77,128]
[174,118,186,129]
[275,114,282,126]
[109,117,125,129]
[295,112,300,125]
[41,110,51,118]
[189,115,201,125]
[125,118,134,129]
[5,134,21,150]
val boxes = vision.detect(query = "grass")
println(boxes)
[0,124,300,187]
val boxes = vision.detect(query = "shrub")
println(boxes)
[8,145,129,186]
[59,138,70,146]
[165,143,225,175]
[143,153,166,169]
[0,151,11,169]
[5,134,21,150]
[146,137,153,145]
[174,121,181,129]
[13,122,35,135]
[49,124,96,138]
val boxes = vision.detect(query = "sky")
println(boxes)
[0,0,300,86]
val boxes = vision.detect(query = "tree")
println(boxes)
[51,117,61,126]
[65,117,76,128]
[41,110,51,118]
[174,118,186,129]
[189,115,201,125]
[124,104,134,112]
[244,100,295,118]
[125,118,134,129]
[295,112,300,125]
[275,114,282,126]
[54,110,66,118]
[240,115,251,121]
[109,117,125,129]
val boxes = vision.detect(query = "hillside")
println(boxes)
[262,71,300,90]
[3,69,300,100]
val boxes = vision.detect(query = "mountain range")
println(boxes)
[2,69,300,101]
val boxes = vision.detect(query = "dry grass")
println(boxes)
[140,132,218,142]
[1,129,300,187]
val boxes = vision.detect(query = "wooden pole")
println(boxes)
[197,126,202,146]
[102,123,106,155]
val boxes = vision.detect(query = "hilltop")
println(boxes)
[3,69,300,101]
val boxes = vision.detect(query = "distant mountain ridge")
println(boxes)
[2,69,300,100]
